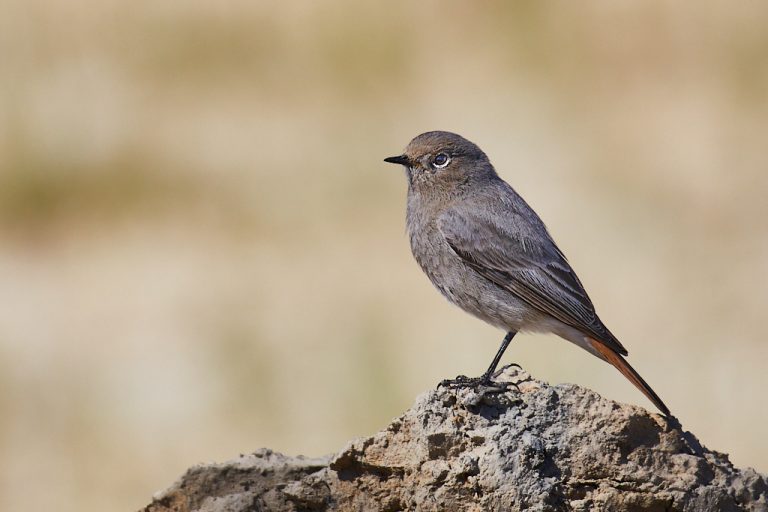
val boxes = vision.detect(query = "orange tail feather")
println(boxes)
[588,337,670,416]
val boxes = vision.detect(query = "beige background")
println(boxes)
[1,2,767,511]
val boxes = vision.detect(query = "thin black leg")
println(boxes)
[480,330,517,382]
[440,330,518,388]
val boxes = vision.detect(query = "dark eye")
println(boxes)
[432,153,450,168]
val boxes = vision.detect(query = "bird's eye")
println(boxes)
[432,153,450,168]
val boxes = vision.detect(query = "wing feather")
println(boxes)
[438,204,627,356]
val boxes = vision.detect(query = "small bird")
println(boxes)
[384,131,670,415]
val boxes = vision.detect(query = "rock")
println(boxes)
[142,366,768,512]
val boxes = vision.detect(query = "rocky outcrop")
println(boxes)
[142,366,768,511]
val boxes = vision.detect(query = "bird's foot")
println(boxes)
[439,364,522,393]
[439,374,489,388]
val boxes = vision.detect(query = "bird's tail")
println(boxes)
[587,337,670,416]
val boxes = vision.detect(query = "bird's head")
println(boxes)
[384,131,496,192]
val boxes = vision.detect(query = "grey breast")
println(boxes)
[406,194,532,331]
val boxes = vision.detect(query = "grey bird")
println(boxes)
[384,131,670,416]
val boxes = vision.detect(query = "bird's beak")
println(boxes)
[383,155,411,166]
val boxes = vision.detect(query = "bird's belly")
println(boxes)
[423,254,591,351]
[435,271,536,331]
[418,253,534,332]
[409,221,544,332]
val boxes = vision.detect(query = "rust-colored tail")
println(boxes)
[588,337,670,416]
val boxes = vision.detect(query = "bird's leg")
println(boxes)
[440,331,519,388]
[482,330,519,381]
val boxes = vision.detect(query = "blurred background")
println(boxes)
[1,1,767,510]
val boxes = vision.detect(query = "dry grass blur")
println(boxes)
[1,1,767,510]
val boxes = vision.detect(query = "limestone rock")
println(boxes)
[142,366,768,511]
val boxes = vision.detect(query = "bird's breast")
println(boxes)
[406,199,539,332]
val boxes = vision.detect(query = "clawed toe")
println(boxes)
[491,363,522,378]
[438,374,518,393]
[439,361,526,392]
[439,374,487,388]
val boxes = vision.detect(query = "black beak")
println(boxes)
[384,155,411,166]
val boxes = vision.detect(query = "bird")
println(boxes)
[384,131,670,416]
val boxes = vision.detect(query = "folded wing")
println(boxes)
[438,201,628,356]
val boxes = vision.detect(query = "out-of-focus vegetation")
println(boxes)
[1,2,767,511]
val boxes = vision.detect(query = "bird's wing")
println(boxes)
[438,202,627,355]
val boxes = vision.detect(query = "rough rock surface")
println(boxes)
[143,366,768,511]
